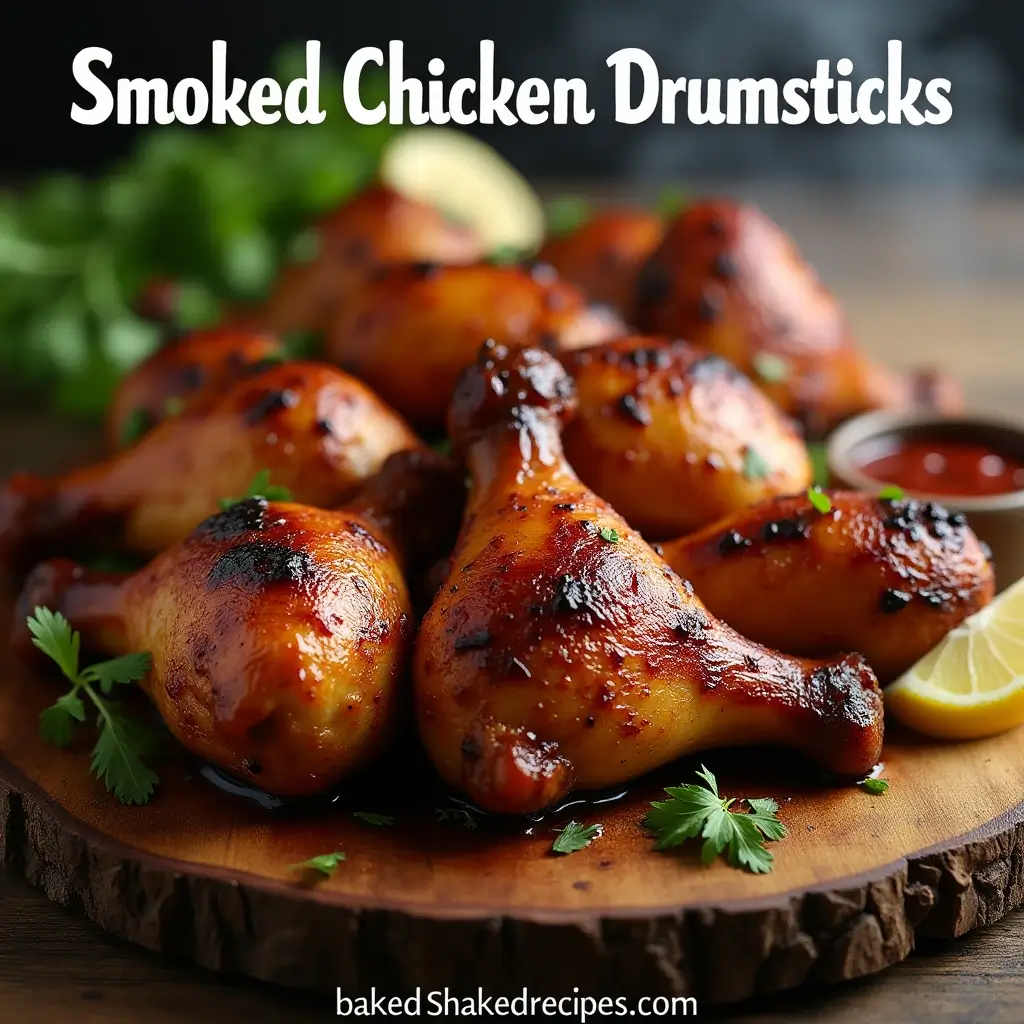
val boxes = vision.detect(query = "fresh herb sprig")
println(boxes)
[0,47,393,419]
[219,469,293,509]
[859,776,890,795]
[434,805,480,830]
[807,486,832,514]
[29,607,158,805]
[742,446,771,481]
[353,811,395,827]
[288,852,346,878]
[643,766,787,874]
[551,821,603,855]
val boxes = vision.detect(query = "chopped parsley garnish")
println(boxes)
[288,852,346,877]
[118,407,152,449]
[752,352,790,383]
[353,811,395,827]
[551,821,603,855]
[742,447,771,481]
[807,486,832,514]
[599,526,620,544]
[434,806,479,830]
[643,765,786,874]
[29,607,158,805]
[859,777,890,795]
[219,469,293,509]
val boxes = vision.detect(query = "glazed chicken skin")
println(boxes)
[0,362,420,567]
[17,498,416,797]
[632,200,961,435]
[325,261,623,431]
[413,342,884,815]
[660,491,994,683]
[537,209,665,314]
[105,326,287,450]
[562,336,812,538]
[252,185,484,335]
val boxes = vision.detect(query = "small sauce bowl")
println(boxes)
[828,410,1024,592]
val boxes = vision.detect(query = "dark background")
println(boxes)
[6,0,1024,182]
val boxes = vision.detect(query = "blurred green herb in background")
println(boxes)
[0,47,393,419]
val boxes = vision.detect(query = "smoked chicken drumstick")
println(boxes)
[413,341,884,815]
[537,208,665,315]
[561,335,812,538]
[105,325,287,450]
[15,451,459,797]
[324,261,623,432]
[659,490,994,682]
[0,362,420,567]
[250,184,484,335]
[632,199,961,436]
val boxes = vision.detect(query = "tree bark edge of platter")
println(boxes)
[3,770,1024,1005]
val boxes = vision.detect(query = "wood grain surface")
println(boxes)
[2,191,1024,1020]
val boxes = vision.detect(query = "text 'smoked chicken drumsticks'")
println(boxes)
[413,341,885,815]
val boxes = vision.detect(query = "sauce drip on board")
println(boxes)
[858,439,1024,498]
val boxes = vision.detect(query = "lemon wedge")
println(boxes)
[380,128,545,254]
[886,577,1024,739]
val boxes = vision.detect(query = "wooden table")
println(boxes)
[2,192,1023,1021]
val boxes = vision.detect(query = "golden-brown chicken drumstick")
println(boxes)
[0,362,420,568]
[537,208,665,314]
[251,185,484,335]
[632,200,961,435]
[15,454,455,796]
[105,326,287,449]
[562,335,812,538]
[325,261,623,431]
[660,490,994,682]
[413,342,884,815]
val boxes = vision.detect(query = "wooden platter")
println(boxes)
[2,625,1024,1007]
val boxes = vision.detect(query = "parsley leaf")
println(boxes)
[118,407,153,449]
[808,442,829,488]
[39,692,86,748]
[807,486,832,514]
[27,607,80,681]
[434,806,479,830]
[353,811,395,827]
[599,526,620,544]
[752,352,790,383]
[219,469,293,509]
[551,821,603,855]
[742,447,771,481]
[163,395,185,417]
[545,195,592,236]
[859,777,890,795]
[28,606,158,805]
[879,485,905,502]
[643,765,787,874]
[489,244,528,266]
[657,185,689,219]
[90,703,161,805]
[82,652,153,695]
[289,852,347,877]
